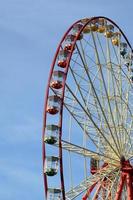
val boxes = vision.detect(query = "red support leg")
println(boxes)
[102,180,106,199]
[127,173,133,200]
[114,174,126,200]
[82,182,97,200]
[92,182,102,200]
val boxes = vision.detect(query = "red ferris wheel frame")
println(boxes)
[42,16,133,200]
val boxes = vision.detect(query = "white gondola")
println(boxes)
[72,23,83,40]
[44,156,59,176]
[124,52,133,67]
[47,188,61,200]
[120,42,127,57]
[44,125,59,144]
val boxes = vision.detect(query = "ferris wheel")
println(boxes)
[42,16,133,200]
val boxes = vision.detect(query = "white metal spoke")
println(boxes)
[91,32,121,155]
[52,139,119,165]
[65,83,120,158]
[65,166,119,199]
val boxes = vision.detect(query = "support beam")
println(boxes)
[65,166,118,199]
[53,139,119,165]
[127,173,133,200]
[114,174,126,200]
[92,182,102,200]
[82,181,97,200]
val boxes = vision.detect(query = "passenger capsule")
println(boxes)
[57,50,69,68]
[104,24,114,38]
[120,42,127,57]
[97,18,105,33]
[81,18,90,24]
[44,125,59,144]
[124,52,133,67]
[47,188,61,200]
[90,19,98,32]
[64,34,76,51]
[130,76,133,83]
[112,32,121,46]
[83,19,99,34]
[90,158,99,175]
[72,23,83,40]
[44,156,59,176]
[47,95,61,115]
[50,71,65,89]
[83,25,91,34]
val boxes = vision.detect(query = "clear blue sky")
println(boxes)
[0,0,133,199]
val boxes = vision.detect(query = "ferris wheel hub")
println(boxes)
[120,159,133,174]
[120,155,126,163]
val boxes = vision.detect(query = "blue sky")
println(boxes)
[0,0,133,199]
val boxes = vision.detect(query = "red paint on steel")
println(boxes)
[42,19,81,199]
[93,183,102,200]
[114,174,126,200]
[82,181,98,200]
[127,173,133,200]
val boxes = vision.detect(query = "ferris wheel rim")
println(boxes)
[42,16,133,199]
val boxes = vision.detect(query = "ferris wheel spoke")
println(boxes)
[85,53,99,66]
[68,66,106,99]
[123,86,131,124]
[65,83,120,158]
[63,84,102,147]
[52,139,119,164]
[106,37,124,153]
[90,182,102,200]
[64,100,101,123]
[63,102,99,147]
[91,32,122,155]
[64,98,118,155]
[121,126,133,158]
[78,38,115,134]
[96,33,107,62]
[75,43,121,157]
[69,66,96,111]
[101,66,133,127]
[91,170,120,200]
[75,43,107,119]
[71,57,102,85]
[79,61,131,121]
[82,37,95,49]
[95,31,123,143]
[124,137,133,158]
[64,101,112,145]
[95,31,132,158]
[70,36,92,70]
[64,84,104,133]
[121,67,133,86]
[109,44,132,138]
[80,37,115,142]
[128,116,133,142]
[65,165,119,200]
[68,65,108,126]
[110,40,119,64]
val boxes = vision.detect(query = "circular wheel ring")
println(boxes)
[43,16,133,199]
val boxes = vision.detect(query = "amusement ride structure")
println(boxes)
[42,16,133,199]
